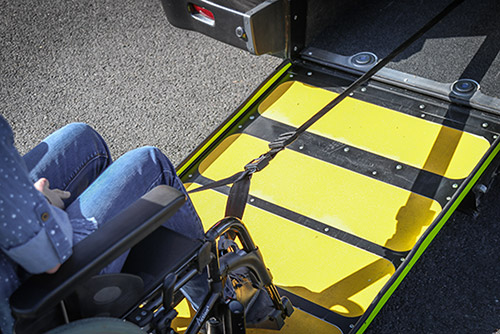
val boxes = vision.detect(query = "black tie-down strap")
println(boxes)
[189,132,295,218]
[188,0,465,219]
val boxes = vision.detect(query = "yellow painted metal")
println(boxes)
[172,298,342,334]
[258,81,490,180]
[247,309,343,334]
[180,78,492,332]
[171,299,195,333]
[196,134,443,252]
[186,185,395,318]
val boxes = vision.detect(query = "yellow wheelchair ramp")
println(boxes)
[176,63,499,333]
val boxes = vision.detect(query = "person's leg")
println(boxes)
[65,146,204,272]
[0,123,111,333]
[23,123,112,206]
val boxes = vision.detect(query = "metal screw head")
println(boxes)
[452,183,458,189]
[188,174,193,178]
[396,164,403,170]
[299,145,304,150]
[494,135,498,139]
[372,171,377,176]
[360,87,367,92]
[293,46,298,51]
[482,122,489,128]
[249,115,255,120]
[419,104,426,110]
[324,227,330,232]
[307,72,312,76]
[235,26,245,38]
[421,114,426,118]
[343,147,350,152]
[446,196,452,201]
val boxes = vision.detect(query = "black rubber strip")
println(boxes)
[244,116,458,207]
[193,174,407,266]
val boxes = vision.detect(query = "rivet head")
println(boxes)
[419,104,426,110]
[396,164,403,170]
[343,147,350,152]
[299,145,304,150]
[452,183,458,189]
[372,171,377,176]
[482,122,489,128]
[360,87,367,92]
[249,115,255,120]
[41,212,49,222]
[421,114,426,118]
[235,26,245,39]
[446,196,452,201]
[324,227,329,232]
[307,72,312,76]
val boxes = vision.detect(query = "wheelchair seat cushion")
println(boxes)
[45,317,143,334]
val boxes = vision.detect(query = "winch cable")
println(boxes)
[189,0,466,219]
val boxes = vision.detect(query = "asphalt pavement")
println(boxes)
[1,0,499,333]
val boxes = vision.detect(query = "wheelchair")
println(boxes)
[9,185,293,334]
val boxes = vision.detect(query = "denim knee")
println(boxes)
[122,146,176,173]
[56,123,108,150]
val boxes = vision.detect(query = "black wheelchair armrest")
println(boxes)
[10,185,186,319]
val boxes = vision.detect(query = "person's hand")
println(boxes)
[46,263,61,274]
[34,178,71,209]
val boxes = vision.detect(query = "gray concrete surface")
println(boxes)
[0,0,279,163]
[1,0,499,333]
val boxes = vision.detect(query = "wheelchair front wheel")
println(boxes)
[45,317,144,334]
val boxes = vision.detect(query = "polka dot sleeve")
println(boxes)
[0,116,73,273]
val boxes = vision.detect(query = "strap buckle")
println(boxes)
[244,154,271,173]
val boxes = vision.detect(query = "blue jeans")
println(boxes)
[0,123,205,333]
